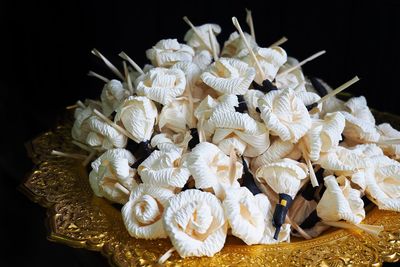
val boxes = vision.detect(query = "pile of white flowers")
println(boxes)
[66,15,400,261]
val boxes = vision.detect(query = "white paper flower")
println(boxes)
[342,96,380,143]
[100,79,130,116]
[275,63,307,92]
[163,190,227,258]
[186,142,243,199]
[363,156,400,211]
[122,184,174,239]
[151,131,192,152]
[171,61,205,100]
[377,123,400,159]
[71,106,93,143]
[209,103,270,157]
[136,67,186,105]
[115,96,158,143]
[221,31,257,58]
[223,187,265,245]
[89,148,137,204]
[184,23,221,54]
[146,39,194,67]
[86,116,127,149]
[159,97,197,133]
[256,158,308,198]
[258,88,311,143]
[201,58,256,95]
[251,138,296,173]
[255,192,291,244]
[302,112,345,161]
[138,146,190,189]
[242,46,287,84]
[192,50,213,70]
[317,175,365,224]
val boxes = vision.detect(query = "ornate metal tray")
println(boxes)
[21,110,400,266]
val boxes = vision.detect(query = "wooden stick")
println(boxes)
[72,140,95,153]
[232,17,266,83]
[51,150,87,160]
[300,144,319,187]
[229,147,237,185]
[88,71,110,83]
[114,182,130,195]
[375,138,400,145]
[118,51,144,74]
[208,25,219,61]
[323,221,383,237]
[76,100,86,109]
[269,36,288,47]
[123,61,134,94]
[183,16,213,52]
[276,50,326,78]
[245,9,256,41]
[197,118,206,143]
[66,104,78,110]
[158,247,176,265]
[316,76,359,105]
[285,216,312,240]
[91,48,125,80]
[82,150,96,166]
[93,109,137,142]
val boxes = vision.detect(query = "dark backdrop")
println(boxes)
[1,0,400,266]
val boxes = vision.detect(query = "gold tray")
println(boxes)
[21,111,400,267]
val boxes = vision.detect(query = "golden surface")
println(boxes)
[21,111,400,267]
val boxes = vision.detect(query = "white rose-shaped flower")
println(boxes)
[302,112,345,161]
[251,138,296,173]
[200,58,256,95]
[317,175,365,224]
[86,116,127,149]
[342,96,380,143]
[122,184,174,239]
[242,46,287,84]
[115,96,158,143]
[275,63,307,92]
[138,146,190,189]
[221,31,257,58]
[186,142,243,199]
[151,132,192,152]
[100,79,130,116]
[159,97,197,133]
[71,106,93,143]
[258,88,311,143]
[184,23,221,54]
[256,158,308,198]
[316,146,370,176]
[136,67,186,105]
[89,148,137,204]
[255,192,291,244]
[223,187,265,245]
[146,39,194,67]
[209,103,270,157]
[163,190,227,258]
[171,61,206,100]
[377,123,400,159]
[364,157,400,211]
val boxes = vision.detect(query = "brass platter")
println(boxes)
[21,110,400,266]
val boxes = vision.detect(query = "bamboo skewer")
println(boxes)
[76,100,86,109]
[82,150,96,166]
[323,221,383,237]
[123,61,134,94]
[232,17,266,83]
[91,49,125,80]
[276,50,326,79]
[183,16,213,52]
[208,25,219,61]
[72,140,95,153]
[316,76,359,105]
[245,9,256,41]
[269,36,288,47]
[158,247,176,264]
[66,104,78,110]
[118,51,144,74]
[88,71,110,83]
[374,138,400,145]
[51,150,87,160]
[93,109,137,142]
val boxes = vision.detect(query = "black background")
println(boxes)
[1,0,400,266]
